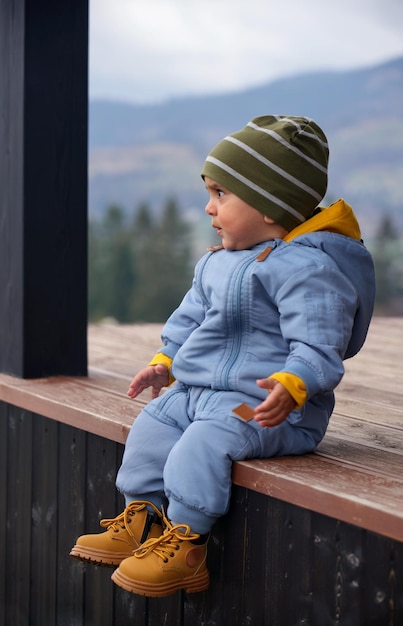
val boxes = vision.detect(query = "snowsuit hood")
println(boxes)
[286,198,375,357]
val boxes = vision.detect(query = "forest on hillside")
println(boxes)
[89,199,193,323]
[89,200,403,324]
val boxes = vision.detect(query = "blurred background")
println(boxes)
[87,0,403,322]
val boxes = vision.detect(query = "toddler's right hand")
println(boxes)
[127,364,169,400]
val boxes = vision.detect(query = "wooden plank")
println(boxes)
[30,414,59,624]
[338,372,403,396]
[5,406,33,624]
[232,456,403,542]
[333,394,403,424]
[0,374,142,444]
[324,416,403,456]
[265,497,314,625]
[337,320,403,398]
[326,414,403,447]
[83,436,121,626]
[316,436,403,479]
[56,424,87,625]
[0,403,7,626]
[362,532,402,625]
[309,513,365,624]
[87,324,162,379]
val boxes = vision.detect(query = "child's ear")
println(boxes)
[263,215,275,224]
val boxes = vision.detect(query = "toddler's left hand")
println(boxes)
[254,378,296,428]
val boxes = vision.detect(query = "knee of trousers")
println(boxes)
[116,407,183,496]
[163,417,258,519]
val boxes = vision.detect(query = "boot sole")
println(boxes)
[111,568,210,597]
[69,544,133,567]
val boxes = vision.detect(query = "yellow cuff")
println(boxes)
[269,372,307,409]
[148,353,176,386]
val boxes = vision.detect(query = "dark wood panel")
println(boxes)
[0,0,88,377]
[2,403,403,625]
[30,415,59,624]
[4,406,33,624]
[0,402,8,626]
[57,424,87,625]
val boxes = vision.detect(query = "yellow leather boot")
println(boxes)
[111,517,209,597]
[69,500,163,566]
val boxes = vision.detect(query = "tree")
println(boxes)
[88,199,194,323]
[88,219,105,321]
[88,205,136,322]
[131,198,193,322]
[372,214,403,314]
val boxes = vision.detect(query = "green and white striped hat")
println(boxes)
[201,115,329,232]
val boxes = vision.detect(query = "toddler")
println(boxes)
[70,115,375,597]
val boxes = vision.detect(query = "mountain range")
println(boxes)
[89,56,403,240]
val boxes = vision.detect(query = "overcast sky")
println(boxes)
[89,0,403,104]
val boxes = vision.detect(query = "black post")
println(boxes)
[0,0,88,377]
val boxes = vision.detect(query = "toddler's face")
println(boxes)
[204,177,274,250]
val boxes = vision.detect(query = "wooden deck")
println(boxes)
[1,316,402,542]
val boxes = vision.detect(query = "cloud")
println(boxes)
[89,0,403,103]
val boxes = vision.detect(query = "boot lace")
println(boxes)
[134,517,200,563]
[99,501,161,540]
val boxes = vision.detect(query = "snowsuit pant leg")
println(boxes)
[115,384,193,506]
[164,388,322,534]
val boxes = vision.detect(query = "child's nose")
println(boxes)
[205,199,216,215]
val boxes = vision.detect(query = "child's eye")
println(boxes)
[217,189,224,198]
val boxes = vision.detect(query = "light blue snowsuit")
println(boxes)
[116,202,375,533]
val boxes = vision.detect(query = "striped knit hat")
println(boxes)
[201,115,329,232]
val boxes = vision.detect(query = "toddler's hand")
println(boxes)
[127,364,169,400]
[254,378,296,428]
